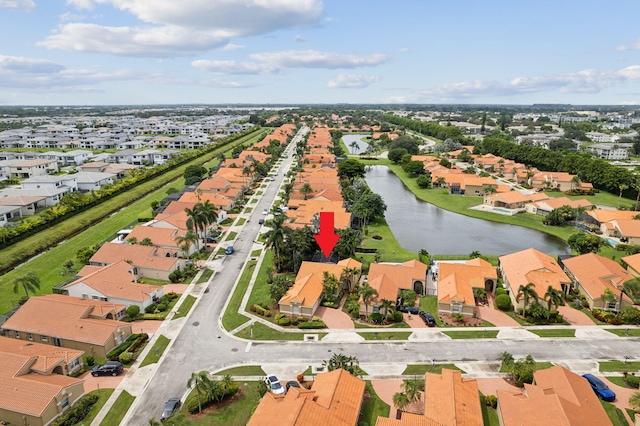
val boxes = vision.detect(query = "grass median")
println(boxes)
[99,390,135,426]
[139,334,170,368]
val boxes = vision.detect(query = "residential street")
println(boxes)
[96,127,640,425]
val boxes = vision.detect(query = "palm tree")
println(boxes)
[264,214,287,271]
[349,140,359,154]
[358,283,378,318]
[544,285,563,311]
[618,183,629,209]
[13,272,41,301]
[187,371,212,414]
[516,283,539,315]
[380,299,395,320]
[175,230,198,258]
[401,380,422,407]
[196,200,218,242]
[300,183,314,200]
[392,392,410,417]
[629,391,640,411]
[340,267,361,292]
[185,206,203,251]
[436,177,446,188]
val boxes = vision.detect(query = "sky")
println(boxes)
[2,0,640,106]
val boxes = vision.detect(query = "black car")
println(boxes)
[258,219,265,225]
[161,397,181,422]
[419,311,436,327]
[396,304,419,315]
[91,361,124,377]
[286,381,301,392]
[206,236,218,243]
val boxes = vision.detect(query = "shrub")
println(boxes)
[156,303,167,312]
[311,316,322,322]
[277,317,291,326]
[298,321,326,329]
[393,311,404,322]
[625,375,640,389]
[145,303,157,314]
[620,306,640,325]
[485,395,498,409]
[119,352,133,363]
[107,334,139,360]
[126,305,140,318]
[454,313,465,322]
[370,312,383,323]
[84,355,95,367]
[50,394,99,426]
[495,287,507,296]
[141,313,165,320]
[495,294,512,311]
[168,269,183,283]
[297,373,305,382]
[253,304,270,316]
[274,313,285,321]
[167,292,178,299]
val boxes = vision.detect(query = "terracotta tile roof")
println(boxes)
[123,226,184,248]
[499,248,570,297]
[586,209,638,223]
[622,252,640,273]
[612,219,640,238]
[563,253,634,302]
[152,210,190,231]
[375,416,443,426]
[65,261,161,302]
[438,260,497,305]
[248,369,365,426]
[534,197,593,210]
[280,261,356,307]
[0,336,83,375]
[2,294,128,346]
[91,242,180,271]
[160,201,197,215]
[424,369,483,426]
[497,366,612,426]
[0,352,84,417]
[367,261,427,303]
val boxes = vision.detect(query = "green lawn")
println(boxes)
[224,231,238,241]
[139,334,170,368]
[197,268,214,284]
[357,331,412,340]
[99,390,135,426]
[246,251,276,309]
[172,295,197,320]
[402,363,464,375]
[235,321,327,341]
[179,382,262,425]
[607,328,640,337]
[529,329,576,338]
[443,330,499,339]
[221,261,255,331]
[601,400,631,426]
[479,393,500,426]
[250,249,262,257]
[236,218,246,226]
[359,217,418,263]
[600,361,640,372]
[419,295,444,327]
[499,362,554,373]
[360,381,390,425]
[215,366,266,376]
[605,376,635,388]
[72,388,115,426]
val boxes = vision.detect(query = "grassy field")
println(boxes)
[402,363,463,375]
[529,329,576,338]
[221,261,255,331]
[99,390,135,426]
[360,381,390,425]
[139,334,170,368]
[215,365,266,376]
[359,217,418,263]
[172,294,197,320]
[72,388,115,426]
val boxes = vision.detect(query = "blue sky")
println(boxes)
[2,0,640,105]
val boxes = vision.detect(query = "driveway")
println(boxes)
[163,284,188,294]
[557,305,595,326]
[477,305,520,327]
[79,369,127,392]
[601,377,638,425]
[130,319,162,335]
[315,306,354,328]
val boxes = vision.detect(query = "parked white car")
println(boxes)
[265,375,285,395]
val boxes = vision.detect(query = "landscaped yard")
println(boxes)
[99,390,135,426]
[178,381,262,425]
[601,400,631,426]
[72,388,115,426]
[360,381,390,426]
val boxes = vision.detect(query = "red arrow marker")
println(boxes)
[313,211,340,258]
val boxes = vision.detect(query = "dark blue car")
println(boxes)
[582,374,616,402]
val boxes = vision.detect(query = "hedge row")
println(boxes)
[106,333,148,361]
[50,394,99,426]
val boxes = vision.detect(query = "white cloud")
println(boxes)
[41,0,324,57]
[0,0,35,11]
[616,38,640,51]
[250,50,388,69]
[191,59,278,75]
[327,73,380,89]
[221,43,244,51]
[398,47,409,53]
[0,55,65,73]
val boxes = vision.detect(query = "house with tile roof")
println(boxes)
[584,209,639,236]
[375,369,482,426]
[1,294,132,358]
[622,252,640,279]
[0,336,84,376]
[496,366,612,426]
[483,191,548,211]
[499,248,571,311]
[248,368,365,426]
[90,242,183,281]
[525,196,594,216]
[279,259,362,319]
[364,260,427,316]
[62,261,163,310]
[561,253,634,311]
[122,225,197,257]
[610,219,640,244]
[438,259,497,317]
[0,344,86,426]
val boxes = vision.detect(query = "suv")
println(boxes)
[396,304,419,315]
[419,311,436,327]
[91,361,124,377]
